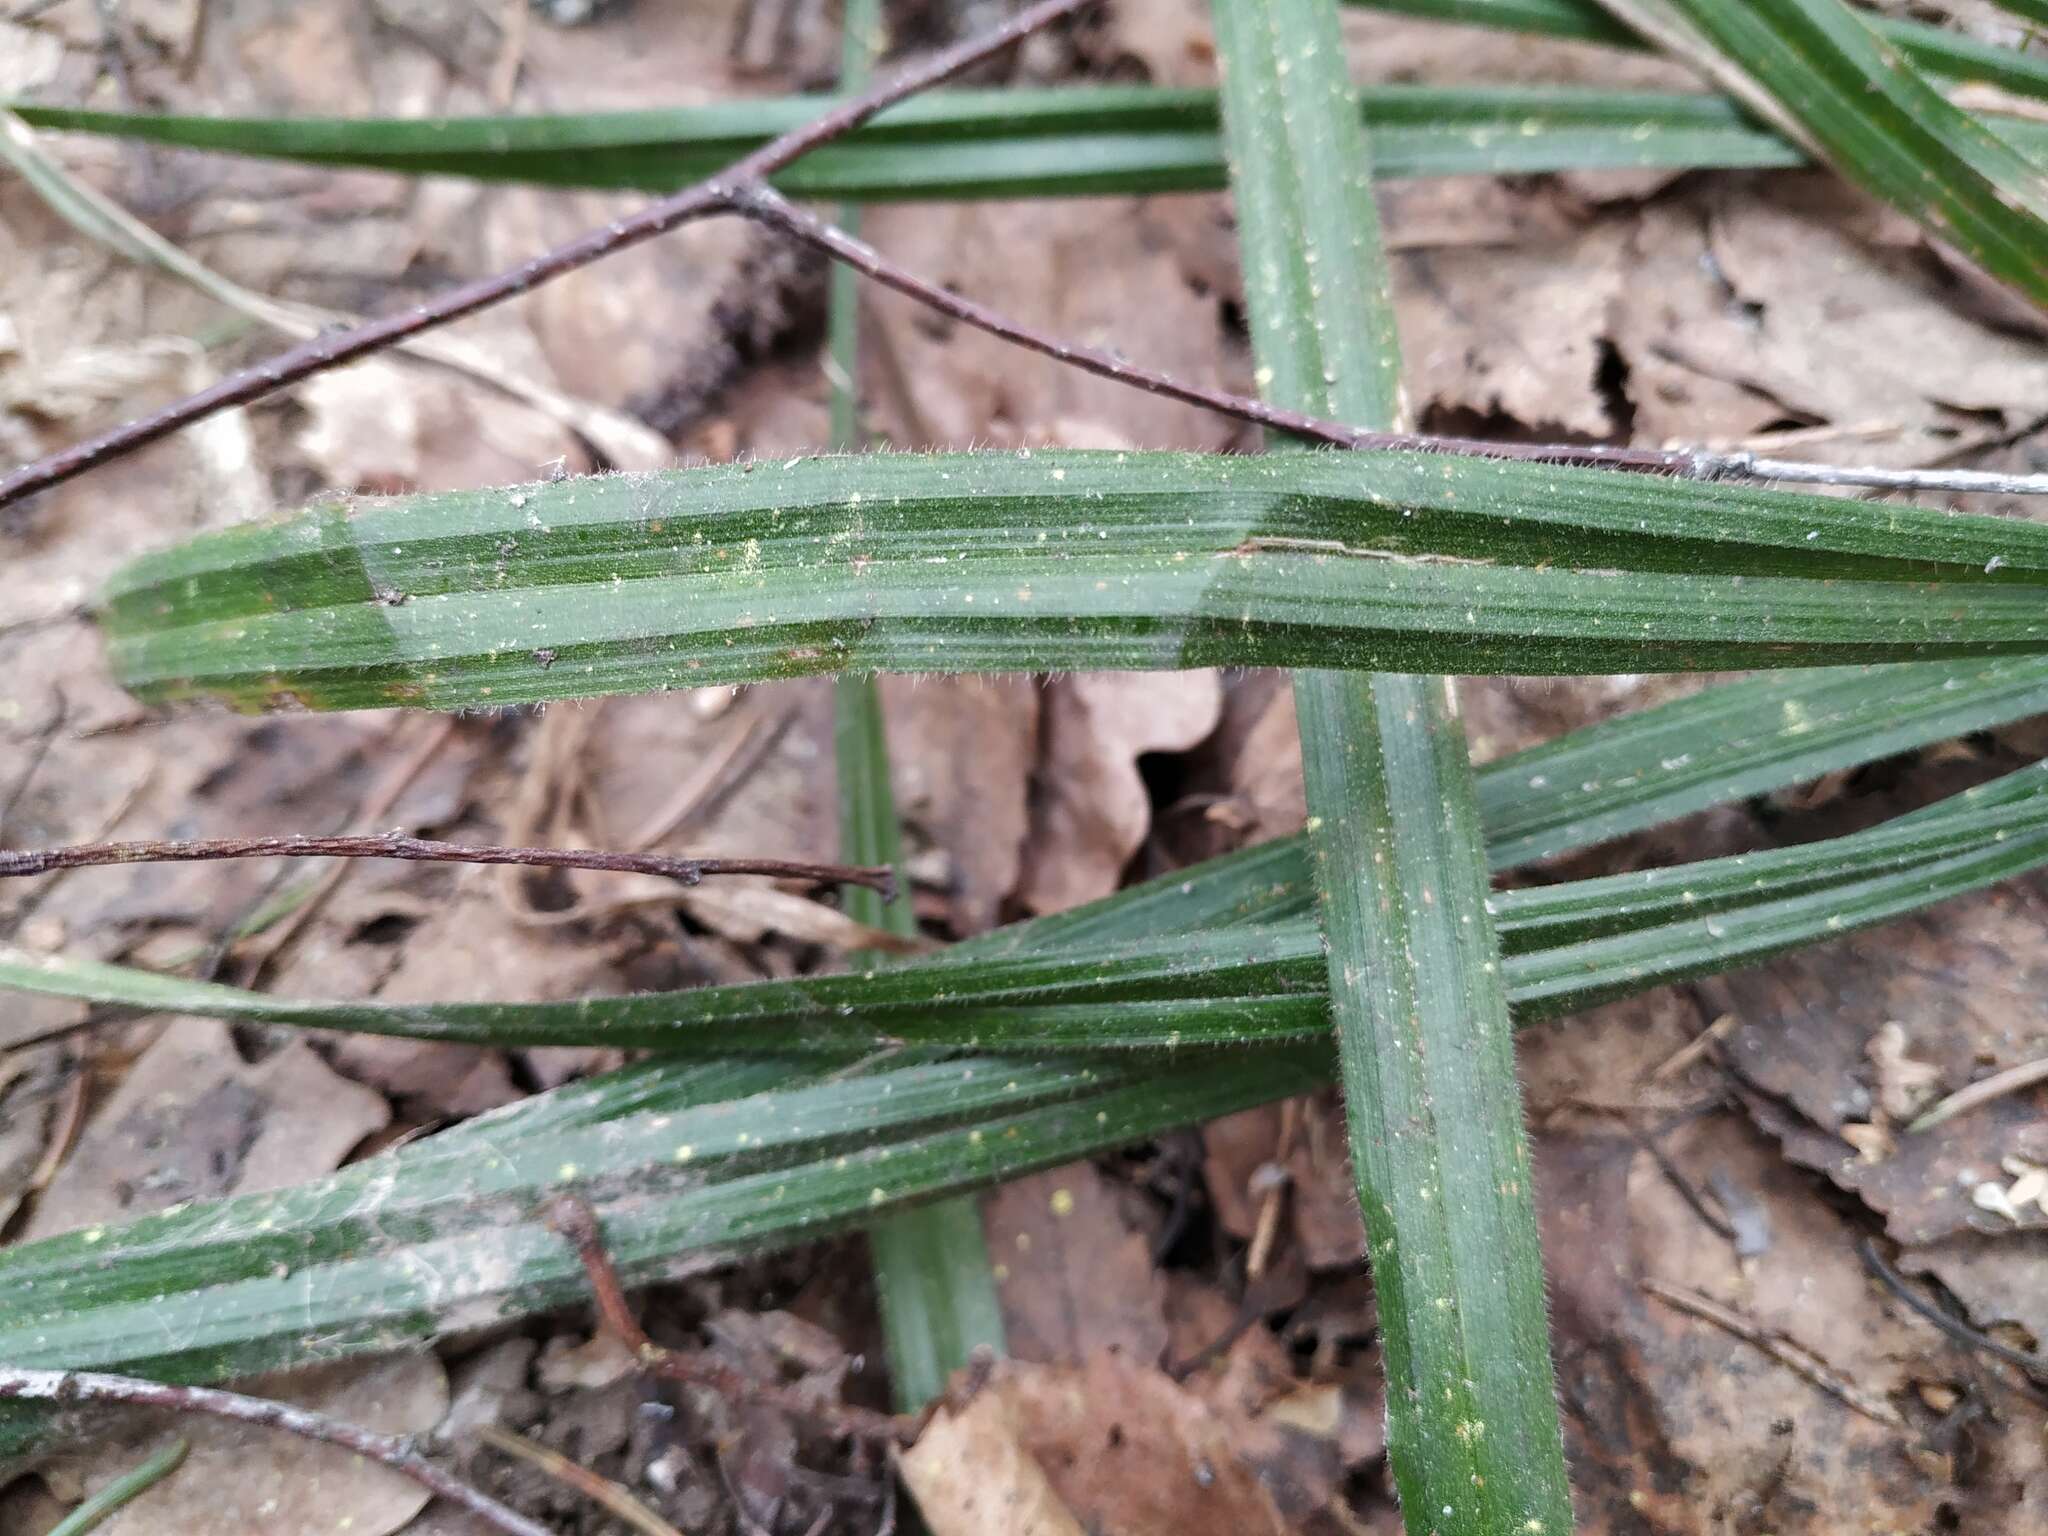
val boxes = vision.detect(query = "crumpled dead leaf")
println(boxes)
[986,1162,1169,1366]
[903,1356,1292,1536]
[1019,670,1223,914]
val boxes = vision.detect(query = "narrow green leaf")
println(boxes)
[46,1438,188,1536]
[8,763,2039,1051]
[96,451,2048,715]
[8,84,1821,198]
[1594,0,2048,310]
[1215,0,1570,1526]
[828,0,1006,1415]
[1477,655,2048,867]
[0,1043,1333,1457]
[1347,0,2048,103]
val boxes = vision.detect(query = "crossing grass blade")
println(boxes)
[826,0,1009,1416]
[1591,0,2048,311]
[0,1043,1333,1458]
[95,449,2048,716]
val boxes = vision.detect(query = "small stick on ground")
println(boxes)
[1642,1277,1905,1426]
[543,1196,917,1446]
[0,833,895,899]
[0,1367,554,1536]
[478,1423,684,1536]
[1907,1054,2048,1133]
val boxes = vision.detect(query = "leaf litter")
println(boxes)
[3,0,2048,1530]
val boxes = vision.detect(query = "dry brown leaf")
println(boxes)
[862,198,1235,451]
[44,1356,448,1536]
[902,1390,1089,1536]
[905,1356,1292,1536]
[880,675,1040,933]
[1202,1096,1369,1271]
[1020,670,1223,914]
[985,1162,1169,1367]
[1702,873,2048,1244]
[1536,1121,2034,1533]
[1393,222,1627,438]
[24,1016,388,1240]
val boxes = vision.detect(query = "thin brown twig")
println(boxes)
[230,714,460,977]
[9,0,2047,509]
[0,1366,555,1536]
[722,182,2048,498]
[478,1423,684,1536]
[1906,1054,2048,1133]
[0,0,1097,510]
[0,833,895,898]
[543,1195,917,1446]
[1641,1277,1905,1426]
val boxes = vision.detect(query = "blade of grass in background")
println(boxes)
[11,84,1823,194]
[94,449,2048,715]
[1346,0,2048,102]
[829,0,1007,1417]
[1212,2,1573,1529]
[1592,0,2048,311]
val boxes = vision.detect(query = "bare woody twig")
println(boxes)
[1906,1053,2048,1133]
[9,4,2048,511]
[1641,1277,1904,1426]
[724,183,2048,498]
[0,0,1098,510]
[543,1196,917,1446]
[478,1424,684,1536]
[0,1367,555,1536]
[0,833,895,898]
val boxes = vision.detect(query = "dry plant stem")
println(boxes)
[478,1424,684,1536]
[543,1196,916,1446]
[0,1367,555,1536]
[1641,1277,1905,1426]
[0,0,1096,511]
[0,834,895,896]
[724,182,2048,498]
[1906,1053,2048,1132]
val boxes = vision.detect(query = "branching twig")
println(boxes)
[725,182,2048,498]
[543,1196,917,1446]
[0,1367,555,1536]
[0,833,895,897]
[0,0,1098,510]
[7,0,2046,508]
